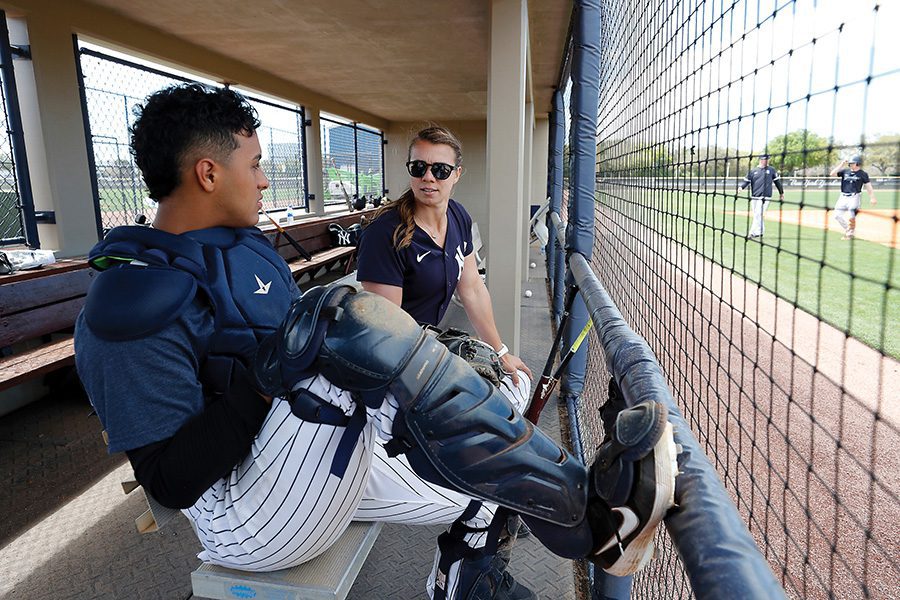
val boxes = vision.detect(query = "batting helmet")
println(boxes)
[849,155,862,165]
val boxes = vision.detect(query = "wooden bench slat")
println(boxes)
[0,336,75,390]
[0,267,94,315]
[0,297,86,348]
[289,246,356,281]
[0,258,90,284]
[264,210,374,263]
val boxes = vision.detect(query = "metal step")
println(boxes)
[191,521,383,600]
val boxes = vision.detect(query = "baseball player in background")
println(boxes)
[74,84,678,600]
[829,155,877,239]
[738,153,784,239]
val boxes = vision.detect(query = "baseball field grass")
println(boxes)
[604,188,900,359]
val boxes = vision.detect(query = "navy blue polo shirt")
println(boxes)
[357,199,473,325]
[837,168,870,194]
[740,166,783,198]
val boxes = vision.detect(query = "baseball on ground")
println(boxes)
[524,290,533,298]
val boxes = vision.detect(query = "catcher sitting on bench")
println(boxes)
[75,83,678,600]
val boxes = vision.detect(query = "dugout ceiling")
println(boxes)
[6,0,571,124]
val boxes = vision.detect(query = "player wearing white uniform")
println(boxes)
[739,154,784,238]
[75,84,678,600]
[829,155,877,239]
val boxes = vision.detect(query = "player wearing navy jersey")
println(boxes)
[738,154,784,238]
[829,155,877,239]
[357,126,531,387]
[76,85,678,600]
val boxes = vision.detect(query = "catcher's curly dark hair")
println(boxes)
[130,83,260,200]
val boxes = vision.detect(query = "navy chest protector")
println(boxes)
[84,226,295,398]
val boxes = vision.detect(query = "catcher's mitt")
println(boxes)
[431,326,506,388]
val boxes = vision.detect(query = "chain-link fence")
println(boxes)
[76,43,309,235]
[77,45,188,233]
[555,1,899,598]
[0,14,33,247]
[245,97,308,214]
[321,115,384,209]
[356,126,384,199]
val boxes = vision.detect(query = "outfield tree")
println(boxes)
[596,139,675,177]
[865,134,900,175]
[693,147,742,178]
[766,129,833,174]
[636,144,671,176]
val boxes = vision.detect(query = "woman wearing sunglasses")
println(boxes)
[357,124,537,599]
[357,125,532,387]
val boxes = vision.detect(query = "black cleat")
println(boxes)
[587,399,678,576]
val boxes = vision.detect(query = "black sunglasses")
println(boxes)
[406,160,458,181]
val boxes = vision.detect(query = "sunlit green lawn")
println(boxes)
[600,188,899,358]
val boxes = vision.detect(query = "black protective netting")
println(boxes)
[566,1,899,598]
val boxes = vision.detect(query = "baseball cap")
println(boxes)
[849,155,862,165]
[758,153,770,160]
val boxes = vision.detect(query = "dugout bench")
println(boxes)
[264,209,374,283]
[0,259,94,393]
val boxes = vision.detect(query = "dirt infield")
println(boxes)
[736,207,900,247]
[590,206,899,599]
[668,245,898,599]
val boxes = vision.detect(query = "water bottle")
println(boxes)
[286,206,294,225]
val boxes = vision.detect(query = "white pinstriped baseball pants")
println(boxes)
[184,370,531,598]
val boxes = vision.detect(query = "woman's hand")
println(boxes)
[500,353,532,386]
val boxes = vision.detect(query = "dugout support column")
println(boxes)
[15,17,97,255]
[487,0,528,353]
[547,89,566,322]
[305,108,326,216]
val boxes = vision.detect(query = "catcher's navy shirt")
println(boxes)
[357,199,473,326]
[837,168,870,194]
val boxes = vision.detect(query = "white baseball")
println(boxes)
[524,290,533,298]
[529,262,536,268]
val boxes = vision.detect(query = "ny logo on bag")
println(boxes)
[337,230,351,245]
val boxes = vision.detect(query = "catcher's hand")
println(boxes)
[433,327,506,388]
